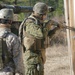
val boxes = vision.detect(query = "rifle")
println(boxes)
[0,4,55,14]
[11,20,75,36]
[59,24,75,31]
[45,20,75,32]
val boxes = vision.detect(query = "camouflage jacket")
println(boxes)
[23,14,59,50]
[0,28,24,75]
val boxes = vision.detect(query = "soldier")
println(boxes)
[20,2,60,75]
[0,8,24,75]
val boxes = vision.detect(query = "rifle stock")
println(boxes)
[11,20,75,36]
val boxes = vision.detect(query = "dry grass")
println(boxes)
[44,45,70,75]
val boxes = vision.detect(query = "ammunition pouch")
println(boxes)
[30,39,45,50]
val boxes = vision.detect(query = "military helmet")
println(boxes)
[33,2,48,15]
[0,8,13,20]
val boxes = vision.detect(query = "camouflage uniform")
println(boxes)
[0,28,24,75]
[20,2,59,75]
[0,8,25,75]
[23,13,59,75]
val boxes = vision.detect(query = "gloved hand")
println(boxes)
[56,22,66,29]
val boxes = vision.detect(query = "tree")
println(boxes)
[14,0,18,5]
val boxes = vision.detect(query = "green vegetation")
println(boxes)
[0,0,64,20]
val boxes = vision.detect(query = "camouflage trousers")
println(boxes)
[24,50,44,75]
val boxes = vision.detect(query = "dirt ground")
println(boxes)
[44,45,70,75]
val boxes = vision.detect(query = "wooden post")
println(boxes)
[64,0,73,75]
[64,0,75,75]
[69,0,75,75]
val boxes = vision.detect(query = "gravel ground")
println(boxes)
[44,45,70,75]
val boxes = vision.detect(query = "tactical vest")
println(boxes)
[0,35,15,70]
[23,15,45,50]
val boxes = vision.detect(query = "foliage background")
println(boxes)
[0,0,64,21]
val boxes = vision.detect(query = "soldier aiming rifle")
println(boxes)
[19,2,75,75]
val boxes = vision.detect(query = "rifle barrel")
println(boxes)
[0,4,54,14]
[64,26,75,31]
[0,4,33,13]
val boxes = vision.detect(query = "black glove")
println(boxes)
[48,27,59,37]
